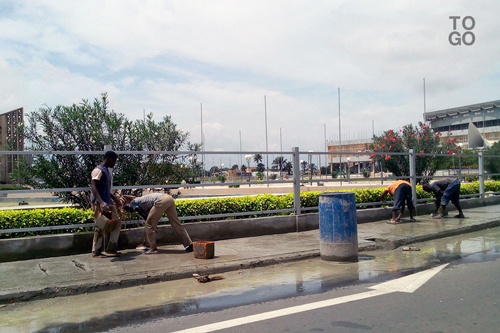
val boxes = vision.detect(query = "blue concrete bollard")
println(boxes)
[319,192,358,261]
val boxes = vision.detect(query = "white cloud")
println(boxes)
[0,0,499,167]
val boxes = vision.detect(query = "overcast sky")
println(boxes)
[1,1,499,166]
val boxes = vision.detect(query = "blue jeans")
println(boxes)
[441,179,461,206]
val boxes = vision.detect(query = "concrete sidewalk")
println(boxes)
[1,204,499,304]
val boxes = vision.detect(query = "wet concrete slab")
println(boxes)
[1,204,499,304]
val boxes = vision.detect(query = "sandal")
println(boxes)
[144,249,158,255]
[386,220,399,225]
[92,253,107,259]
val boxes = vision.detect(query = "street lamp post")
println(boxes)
[308,150,313,185]
[245,154,252,185]
[188,155,197,183]
[300,159,305,182]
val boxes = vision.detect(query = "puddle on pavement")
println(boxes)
[2,227,500,333]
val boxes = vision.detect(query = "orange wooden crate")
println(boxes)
[193,241,215,259]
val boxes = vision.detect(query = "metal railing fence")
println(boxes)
[0,148,499,234]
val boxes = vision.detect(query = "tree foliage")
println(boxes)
[253,154,263,165]
[485,142,500,180]
[367,122,458,183]
[283,161,293,175]
[272,156,287,171]
[11,93,195,208]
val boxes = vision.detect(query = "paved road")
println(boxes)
[2,226,500,332]
[109,228,500,333]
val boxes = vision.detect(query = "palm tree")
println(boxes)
[272,156,287,171]
[283,161,293,176]
[253,154,263,165]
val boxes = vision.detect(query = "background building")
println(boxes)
[425,99,500,148]
[0,108,24,184]
[326,138,372,173]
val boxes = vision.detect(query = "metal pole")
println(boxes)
[324,124,327,179]
[201,103,204,183]
[423,78,427,123]
[458,155,462,179]
[380,162,384,185]
[292,147,301,217]
[409,149,417,208]
[478,151,484,199]
[239,130,242,168]
[265,95,269,187]
[280,127,283,179]
[338,87,342,186]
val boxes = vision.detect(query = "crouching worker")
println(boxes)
[90,151,122,258]
[422,178,464,219]
[380,179,416,225]
[120,193,193,254]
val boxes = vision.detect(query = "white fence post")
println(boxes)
[478,151,485,199]
[409,149,417,208]
[292,147,301,217]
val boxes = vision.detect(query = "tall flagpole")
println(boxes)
[423,78,427,123]
[201,103,204,182]
[264,95,269,187]
[338,87,342,186]
[280,127,283,179]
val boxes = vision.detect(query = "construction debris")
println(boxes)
[193,273,224,283]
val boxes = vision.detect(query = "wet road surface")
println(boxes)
[2,226,500,332]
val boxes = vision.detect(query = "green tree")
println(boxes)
[272,156,287,171]
[367,122,457,183]
[457,149,479,168]
[253,153,263,165]
[484,142,500,180]
[283,161,293,175]
[256,162,265,172]
[11,93,193,208]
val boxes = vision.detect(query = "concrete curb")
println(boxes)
[2,196,500,262]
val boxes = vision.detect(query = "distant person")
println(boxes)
[380,180,416,224]
[89,151,122,258]
[423,178,464,219]
[119,193,193,254]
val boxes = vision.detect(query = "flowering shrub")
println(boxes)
[367,122,458,183]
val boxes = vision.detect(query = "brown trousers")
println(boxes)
[144,194,192,250]
[91,203,121,254]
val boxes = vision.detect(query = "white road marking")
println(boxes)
[172,263,449,333]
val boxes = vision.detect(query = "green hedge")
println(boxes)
[1,181,499,238]
[0,208,94,238]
